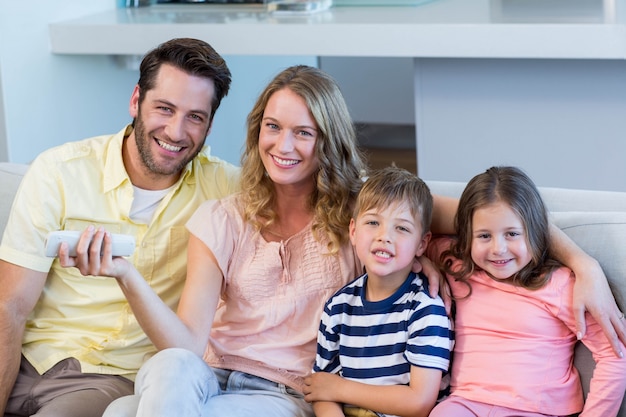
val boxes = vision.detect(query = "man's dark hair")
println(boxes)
[137,38,231,122]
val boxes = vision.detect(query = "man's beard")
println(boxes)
[133,112,204,177]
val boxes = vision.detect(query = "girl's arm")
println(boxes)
[304,367,441,417]
[578,310,626,416]
[60,228,222,356]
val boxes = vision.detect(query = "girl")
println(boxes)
[428,166,626,417]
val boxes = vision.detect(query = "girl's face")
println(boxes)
[470,201,532,281]
[349,201,430,284]
[258,88,319,191]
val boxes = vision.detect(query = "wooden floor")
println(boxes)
[357,123,417,174]
[361,147,417,174]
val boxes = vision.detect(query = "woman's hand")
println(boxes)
[572,258,626,357]
[416,255,452,315]
[58,226,132,281]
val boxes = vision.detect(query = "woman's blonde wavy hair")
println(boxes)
[240,65,367,254]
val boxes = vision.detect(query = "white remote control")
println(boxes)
[44,230,136,258]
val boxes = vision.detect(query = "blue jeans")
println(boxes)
[102,348,314,417]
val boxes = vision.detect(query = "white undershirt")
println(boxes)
[130,185,173,224]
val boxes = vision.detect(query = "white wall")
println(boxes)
[414,58,626,192]
[2,1,625,192]
[0,0,137,163]
[320,57,415,125]
[0,0,314,166]
[321,56,626,192]
[0,62,7,162]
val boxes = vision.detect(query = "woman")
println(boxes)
[89,65,365,417]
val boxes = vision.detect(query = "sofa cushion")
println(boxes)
[552,211,626,310]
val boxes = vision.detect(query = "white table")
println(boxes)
[49,1,626,58]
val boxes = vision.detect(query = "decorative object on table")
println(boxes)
[265,0,332,14]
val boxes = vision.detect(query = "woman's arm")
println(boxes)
[60,227,222,356]
[550,223,626,356]
[174,233,223,354]
[431,194,458,235]
[416,194,458,299]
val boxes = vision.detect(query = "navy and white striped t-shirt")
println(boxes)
[314,271,452,389]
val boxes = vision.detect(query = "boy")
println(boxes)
[304,166,453,417]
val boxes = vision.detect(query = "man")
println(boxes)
[0,38,240,417]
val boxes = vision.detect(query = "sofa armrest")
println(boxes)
[0,163,28,237]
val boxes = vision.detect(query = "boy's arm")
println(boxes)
[304,367,441,417]
[311,400,344,417]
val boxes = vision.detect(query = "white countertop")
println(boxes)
[49,0,626,59]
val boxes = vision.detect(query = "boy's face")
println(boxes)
[349,201,431,283]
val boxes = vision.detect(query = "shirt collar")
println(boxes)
[103,125,133,193]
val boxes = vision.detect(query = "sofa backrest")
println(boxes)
[426,180,626,212]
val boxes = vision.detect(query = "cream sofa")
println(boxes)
[1,163,625,415]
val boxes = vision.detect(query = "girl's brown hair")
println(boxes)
[443,166,561,293]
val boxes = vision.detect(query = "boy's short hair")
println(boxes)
[353,166,433,233]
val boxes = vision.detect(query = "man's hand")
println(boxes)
[58,226,131,281]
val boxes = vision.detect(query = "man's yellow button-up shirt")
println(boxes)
[0,125,240,379]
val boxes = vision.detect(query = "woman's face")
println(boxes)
[258,88,320,191]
